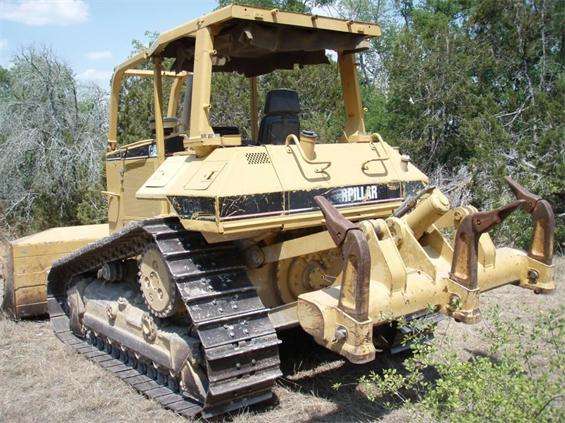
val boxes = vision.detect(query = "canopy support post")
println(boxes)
[152,56,170,216]
[153,56,166,165]
[167,75,188,118]
[188,27,215,145]
[250,76,259,142]
[338,51,367,142]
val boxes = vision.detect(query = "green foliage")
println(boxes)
[362,84,388,134]
[262,64,345,142]
[376,0,564,249]
[116,32,175,145]
[218,0,333,13]
[357,307,564,421]
[0,66,9,100]
[210,63,344,142]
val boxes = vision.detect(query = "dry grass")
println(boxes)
[0,258,562,423]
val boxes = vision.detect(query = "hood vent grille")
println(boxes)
[245,152,271,165]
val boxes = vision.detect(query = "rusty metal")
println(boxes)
[314,196,358,245]
[505,177,555,265]
[450,200,524,290]
[314,196,371,321]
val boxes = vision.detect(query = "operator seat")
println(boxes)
[258,89,300,145]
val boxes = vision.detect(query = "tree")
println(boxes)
[117,32,174,145]
[379,0,563,247]
[218,0,333,13]
[0,47,108,236]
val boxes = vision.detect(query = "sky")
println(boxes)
[0,0,219,85]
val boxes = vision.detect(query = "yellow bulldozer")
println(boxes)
[1,5,556,418]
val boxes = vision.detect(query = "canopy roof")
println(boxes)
[147,5,380,77]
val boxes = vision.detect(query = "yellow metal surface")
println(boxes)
[106,156,162,231]
[187,27,215,148]
[167,74,188,117]
[276,249,341,303]
[136,141,427,235]
[338,52,366,141]
[2,224,109,318]
[153,57,166,166]
[297,192,555,362]
[139,143,426,200]
[148,5,381,58]
[139,246,178,317]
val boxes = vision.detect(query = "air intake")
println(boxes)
[245,152,271,165]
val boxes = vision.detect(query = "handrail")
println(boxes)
[285,134,331,173]
[368,132,390,159]
[362,133,390,174]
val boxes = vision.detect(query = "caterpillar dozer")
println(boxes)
[2,5,556,418]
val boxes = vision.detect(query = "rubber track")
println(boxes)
[47,217,281,418]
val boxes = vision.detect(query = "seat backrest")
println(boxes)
[258,89,300,145]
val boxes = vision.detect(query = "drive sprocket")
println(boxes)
[138,244,180,318]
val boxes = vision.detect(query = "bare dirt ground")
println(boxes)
[0,258,562,423]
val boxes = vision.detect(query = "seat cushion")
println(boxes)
[259,115,300,145]
[264,89,301,115]
[258,89,301,145]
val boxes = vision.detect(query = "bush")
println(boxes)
[0,47,108,237]
[357,307,564,422]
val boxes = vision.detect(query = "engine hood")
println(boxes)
[137,142,428,233]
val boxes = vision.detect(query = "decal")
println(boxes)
[220,193,284,219]
[287,184,401,214]
[170,183,410,221]
[170,182,425,222]
[169,196,216,220]
[329,184,382,205]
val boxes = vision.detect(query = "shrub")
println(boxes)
[358,307,564,422]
